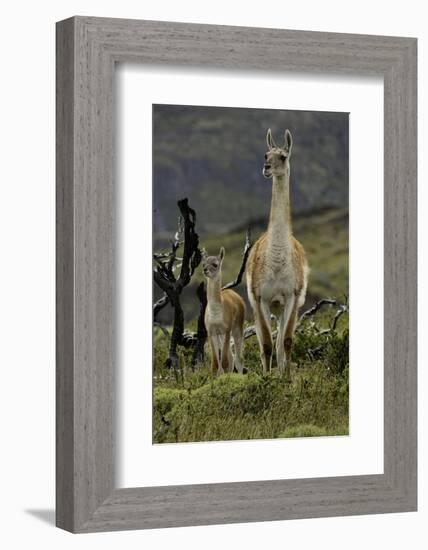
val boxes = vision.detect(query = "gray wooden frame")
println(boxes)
[56,16,417,533]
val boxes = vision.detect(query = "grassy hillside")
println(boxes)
[153,304,349,444]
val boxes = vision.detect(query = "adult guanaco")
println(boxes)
[246,129,308,380]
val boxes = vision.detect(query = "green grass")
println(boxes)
[153,305,349,444]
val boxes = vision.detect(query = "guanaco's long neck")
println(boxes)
[206,275,222,306]
[267,173,292,249]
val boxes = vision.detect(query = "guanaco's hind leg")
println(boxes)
[221,331,231,373]
[254,300,273,374]
[283,298,299,380]
[228,345,234,373]
[232,325,244,374]
[276,297,296,380]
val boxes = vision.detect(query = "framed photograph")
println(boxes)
[150,104,350,445]
[56,16,417,532]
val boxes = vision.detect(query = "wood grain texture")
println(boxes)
[56,16,417,533]
[56,18,76,531]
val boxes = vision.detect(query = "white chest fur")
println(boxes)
[260,242,296,307]
[206,302,225,332]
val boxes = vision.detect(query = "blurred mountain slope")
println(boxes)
[153,104,348,237]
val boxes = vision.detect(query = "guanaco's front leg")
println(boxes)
[208,332,221,375]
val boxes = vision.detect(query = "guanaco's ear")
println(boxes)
[219,247,225,262]
[284,129,293,156]
[201,248,207,260]
[266,128,276,150]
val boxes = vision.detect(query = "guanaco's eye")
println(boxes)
[213,263,218,268]
[264,154,268,160]
[280,154,286,161]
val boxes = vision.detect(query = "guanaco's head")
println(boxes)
[263,128,293,179]
[201,247,225,280]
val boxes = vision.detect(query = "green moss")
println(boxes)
[153,366,348,443]
[278,424,348,438]
[153,306,349,443]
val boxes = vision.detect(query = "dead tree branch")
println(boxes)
[154,322,170,338]
[298,298,337,324]
[222,227,252,290]
[244,325,256,339]
[153,294,169,318]
[191,281,208,367]
[244,325,277,340]
[331,304,348,331]
[153,198,202,369]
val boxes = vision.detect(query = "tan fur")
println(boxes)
[203,248,246,375]
[246,129,309,379]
